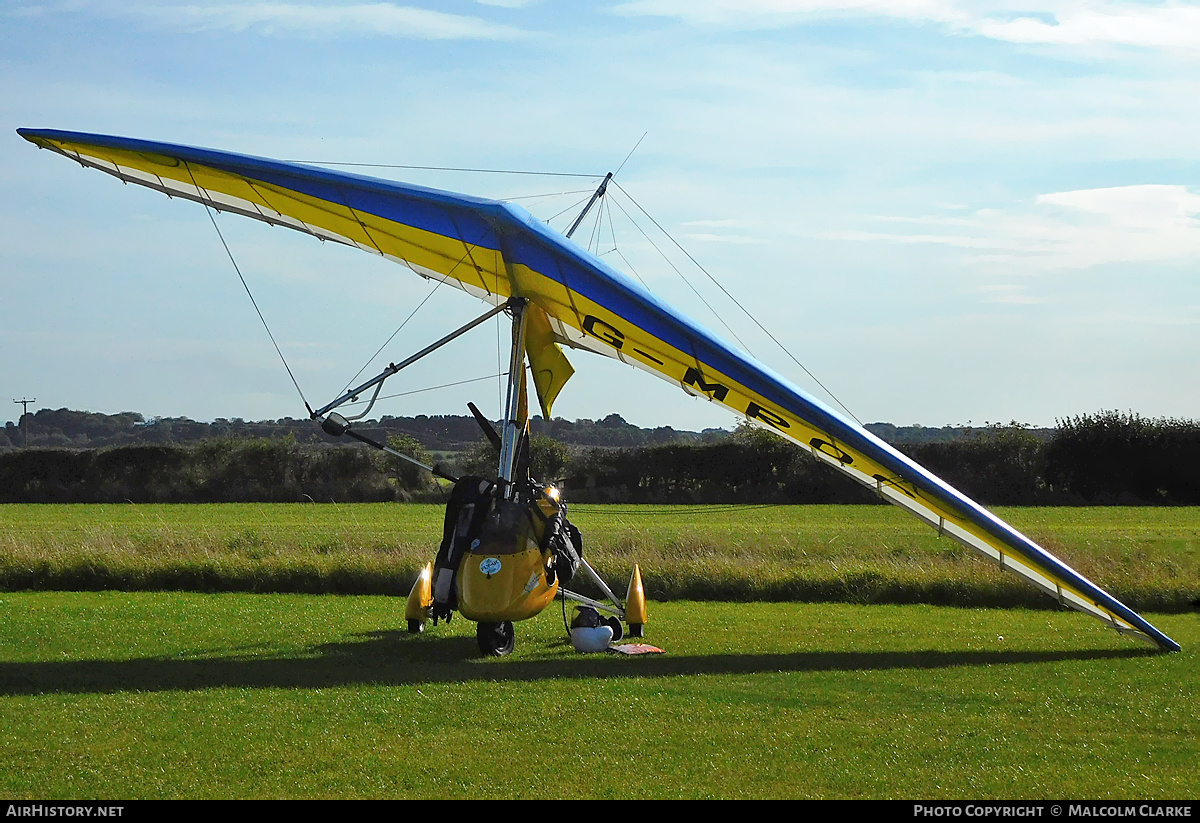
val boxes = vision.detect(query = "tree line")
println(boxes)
[0,408,725,452]
[3,407,1030,453]
[0,411,1195,505]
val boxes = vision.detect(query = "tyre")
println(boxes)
[407,619,425,634]
[476,620,515,656]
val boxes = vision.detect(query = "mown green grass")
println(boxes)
[0,592,1195,799]
[1,504,1197,611]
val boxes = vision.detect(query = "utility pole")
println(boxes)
[13,398,35,447]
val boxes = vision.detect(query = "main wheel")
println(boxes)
[476,621,515,656]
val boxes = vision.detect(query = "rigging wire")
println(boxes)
[339,222,508,396]
[615,131,648,177]
[585,201,598,254]
[500,187,598,203]
[595,195,652,291]
[595,196,615,256]
[586,190,606,255]
[604,195,620,256]
[610,180,863,427]
[611,246,653,292]
[545,193,596,228]
[338,372,508,408]
[192,185,312,414]
[283,160,604,179]
[608,192,755,355]
[340,278,443,395]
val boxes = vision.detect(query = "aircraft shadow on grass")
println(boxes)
[0,630,1159,696]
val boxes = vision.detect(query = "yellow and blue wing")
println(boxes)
[19,128,1179,651]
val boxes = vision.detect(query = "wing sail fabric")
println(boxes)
[19,129,515,305]
[19,127,1179,652]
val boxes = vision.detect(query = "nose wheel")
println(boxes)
[476,621,515,656]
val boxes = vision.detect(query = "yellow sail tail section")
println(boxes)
[525,304,574,420]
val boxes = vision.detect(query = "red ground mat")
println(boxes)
[607,643,665,655]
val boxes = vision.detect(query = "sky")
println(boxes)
[2,0,1198,433]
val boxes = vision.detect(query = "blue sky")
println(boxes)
[3,1,1198,432]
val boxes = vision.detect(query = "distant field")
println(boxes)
[1,504,1197,611]
[0,593,1194,799]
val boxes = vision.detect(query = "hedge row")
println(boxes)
[0,437,434,504]
[2,412,1196,505]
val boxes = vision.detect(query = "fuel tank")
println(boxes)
[456,495,560,623]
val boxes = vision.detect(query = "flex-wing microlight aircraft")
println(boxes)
[18,128,1180,655]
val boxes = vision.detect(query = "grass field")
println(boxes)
[2,503,1198,610]
[0,593,1196,799]
[1,503,1196,798]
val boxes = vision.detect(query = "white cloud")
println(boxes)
[1036,184,1200,225]
[124,2,529,40]
[611,1,1200,54]
[975,5,1200,51]
[824,185,1200,271]
[611,0,962,27]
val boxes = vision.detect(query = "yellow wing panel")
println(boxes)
[31,134,512,298]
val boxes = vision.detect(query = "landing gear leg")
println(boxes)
[476,621,515,656]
